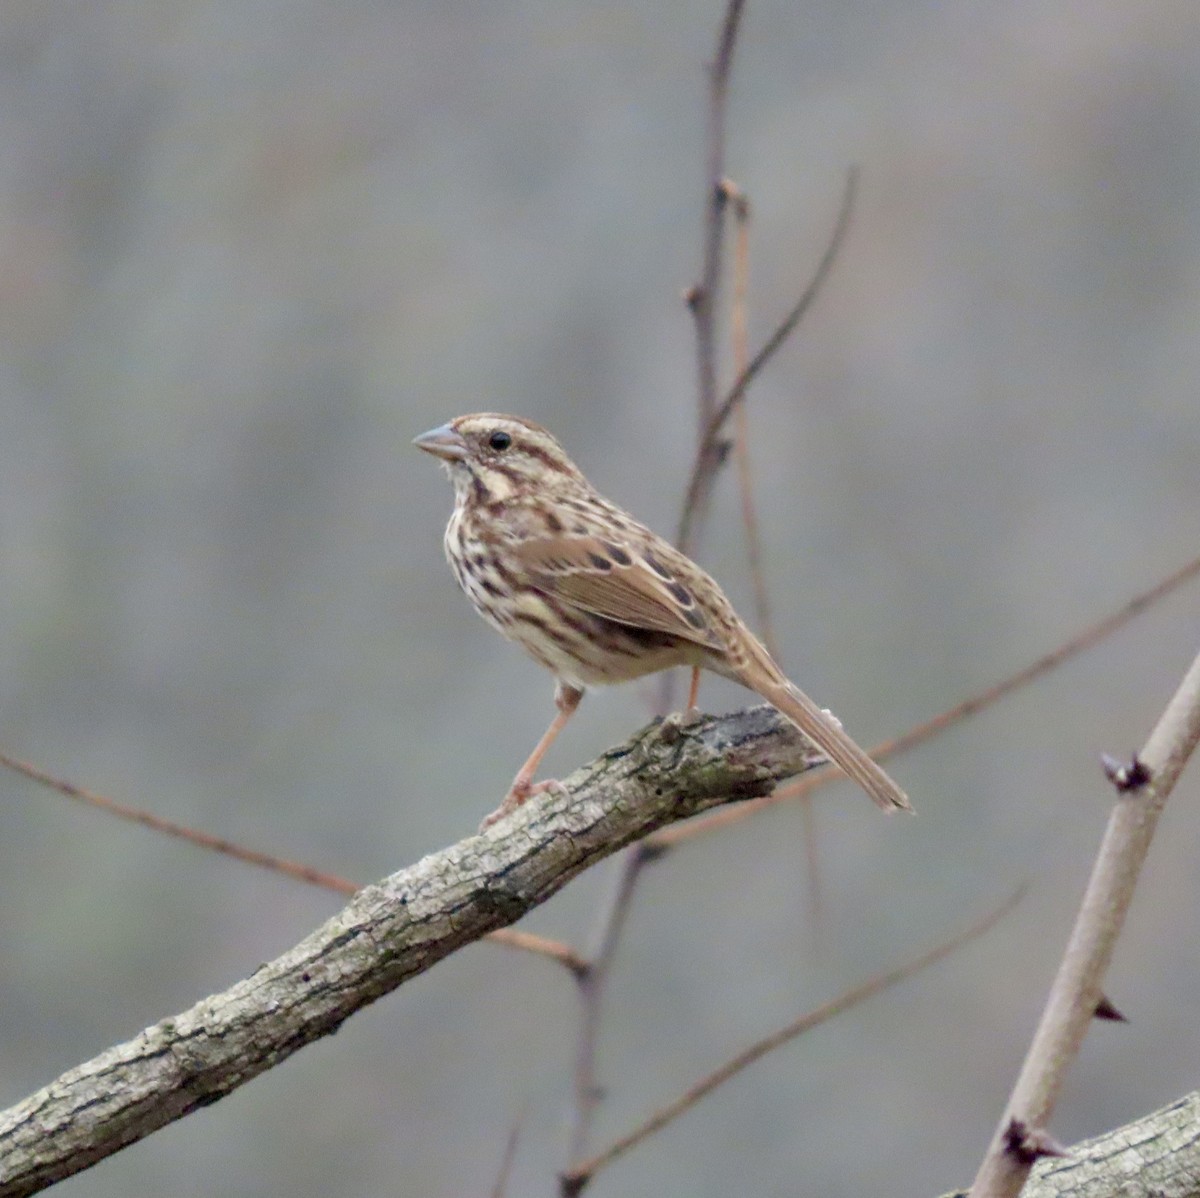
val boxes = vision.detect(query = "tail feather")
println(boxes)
[760,679,912,813]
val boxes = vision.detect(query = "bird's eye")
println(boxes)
[488,430,512,451]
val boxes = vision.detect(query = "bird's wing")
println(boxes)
[512,535,723,651]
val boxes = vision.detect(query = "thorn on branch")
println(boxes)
[1094,994,1128,1023]
[1101,752,1152,793]
[1002,1117,1067,1165]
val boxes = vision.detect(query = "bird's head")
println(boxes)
[414,413,586,503]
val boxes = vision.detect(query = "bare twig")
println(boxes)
[722,177,827,919]
[650,553,1200,849]
[691,0,747,433]
[723,179,777,662]
[0,749,586,975]
[661,1,748,720]
[489,1110,525,1198]
[561,887,1024,1195]
[566,6,750,1167]
[488,928,589,976]
[968,649,1200,1198]
[677,166,858,555]
[565,845,656,1165]
[0,750,360,895]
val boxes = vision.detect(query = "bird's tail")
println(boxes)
[757,677,912,813]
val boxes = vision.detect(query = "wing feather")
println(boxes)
[512,535,722,651]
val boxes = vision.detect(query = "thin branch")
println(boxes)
[677,166,858,555]
[488,928,589,977]
[0,705,831,1198]
[969,649,1200,1198]
[724,178,777,661]
[660,1,747,719]
[561,887,1025,1196]
[565,845,655,1165]
[0,750,360,895]
[722,177,826,920]
[0,750,586,975]
[649,553,1200,850]
[489,1110,526,1198]
[691,0,747,432]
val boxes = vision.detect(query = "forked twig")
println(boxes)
[0,749,586,974]
[677,166,858,555]
[691,0,747,431]
[969,651,1200,1198]
[661,0,749,720]
[565,3,750,1162]
[649,553,1200,850]
[722,177,826,915]
[724,178,777,661]
[564,845,656,1164]
[561,887,1024,1195]
[489,1109,526,1198]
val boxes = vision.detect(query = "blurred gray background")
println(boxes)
[1,2,1198,1195]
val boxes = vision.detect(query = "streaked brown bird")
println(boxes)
[415,414,910,827]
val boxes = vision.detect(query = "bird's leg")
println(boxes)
[658,667,706,744]
[508,681,582,796]
[480,682,584,829]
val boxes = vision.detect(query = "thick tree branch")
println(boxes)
[0,706,832,1198]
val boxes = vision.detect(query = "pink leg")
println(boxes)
[686,666,702,715]
[480,682,584,829]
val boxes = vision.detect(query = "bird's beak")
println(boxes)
[413,423,469,462]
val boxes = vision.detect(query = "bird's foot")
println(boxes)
[479,777,569,831]
[657,707,705,744]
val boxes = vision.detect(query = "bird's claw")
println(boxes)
[658,708,704,744]
[479,777,569,832]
